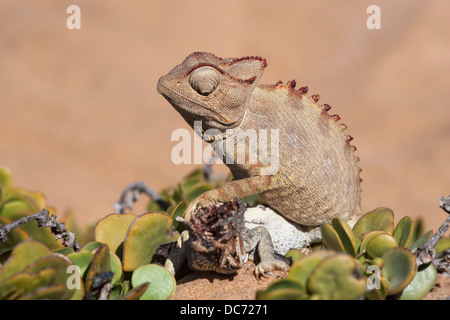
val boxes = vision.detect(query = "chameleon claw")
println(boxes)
[254,259,289,279]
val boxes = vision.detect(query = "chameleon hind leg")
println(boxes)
[243,226,289,278]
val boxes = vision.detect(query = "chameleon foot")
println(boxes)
[255,258,289,278]
[184,197,215,221]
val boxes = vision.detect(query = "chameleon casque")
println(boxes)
[157,52,362,277]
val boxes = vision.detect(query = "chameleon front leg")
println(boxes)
[184,174,272,221]
[164,230,189,275]
[243,226,290,278]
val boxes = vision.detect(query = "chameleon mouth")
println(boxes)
[156,76,178,102]
[176,198,248,271]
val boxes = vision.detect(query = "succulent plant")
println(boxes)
[0,166,175,300]
[1,165,449,300]
[0,240,75,299]
[94,211,179,272]
[258,207,449,300]
[131,264,176,300]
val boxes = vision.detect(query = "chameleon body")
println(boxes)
[157,52,361,276]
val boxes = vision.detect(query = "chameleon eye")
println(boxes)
[189,67,220,96]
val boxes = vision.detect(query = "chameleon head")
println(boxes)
[157,52,267,133]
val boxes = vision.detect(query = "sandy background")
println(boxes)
[1,1,449,232]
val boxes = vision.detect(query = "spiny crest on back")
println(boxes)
[273,78,361,180]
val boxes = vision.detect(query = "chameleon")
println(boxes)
[157,52,362,277]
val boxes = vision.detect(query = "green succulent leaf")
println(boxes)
[369,257,384,269]
[381,247,417,295]
[131,264,175,300]
[166,201,185,218]
[307,253,366,300]
[0,252,77,300]
[365,276,389,300]
[7,188,47,210]
[7,211,63,250]
[183,182,211,203]
[435,236,450,254]
[94,213,136,256]
[122,212,179,271]
[69,281,85,300]
[285,249,304,263]
[354,238,361,252]
[241,194,261,206]
[181,177,203,194]
[52,247,74,255]
[21,253,74,299]
[331,218,357,256]
[366,233,398,258]
[108,283,124,300]
[68,251,94,279]
[85,244,111,293]
[0,240,51,283]
[21,284,68,300]
[0,215,29,255]
[321,223,345,253]
[256,279,306,300]
[359,231,385,257]
[0,166,13,190]
[120,282,150,300]
[352,207,394,239]
[399,263,437,300]
[288,250,335,287]
[409,219,425,244]
[76,247,122,287]
[147,200,163,212]
[0,268,56,300]
[107,250,122,285]
[167,201,187,233]
[365,288,383,300]
[392,216,414,247]
[164,186,183,207]
[0,197,37,218]
[81,241,104,252]
[184,168,204,181]
[408,230,433,250]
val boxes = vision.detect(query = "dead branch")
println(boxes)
[0,208,80,251]
[112,181,169,214]
[414,195,450,271]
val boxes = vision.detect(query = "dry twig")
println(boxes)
[112,181,169,214]
[414,195,450,274]
[0,208,80,251]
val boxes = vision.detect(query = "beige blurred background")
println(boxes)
[1,1,449,231]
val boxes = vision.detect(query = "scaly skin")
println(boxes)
[157,52,361,276]
[164,199,289,277]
